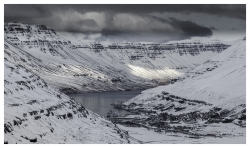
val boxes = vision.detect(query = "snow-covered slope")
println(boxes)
[114,37,246,142]
[124,37,246,123]
[4,22,231,93]
[4,59,138,144]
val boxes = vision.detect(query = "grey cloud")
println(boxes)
[24,11,178,34]
[167,17,213,37]
[5,4,245,42]
[152,16,213,37]
[111,13,176,32]
[77,19,98,28]
[4,4,52,21]
[5,4,246,21]
[209,27,217,30]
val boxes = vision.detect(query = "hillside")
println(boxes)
[4,59,139,144]
[4,22,231,93]
[118,37,246,140]
[124,37,246,116]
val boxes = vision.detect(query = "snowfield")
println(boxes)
[4,59,139,144]
[118,124,245,144]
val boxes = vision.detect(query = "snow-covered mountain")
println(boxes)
[120,37,246,138]
[4,59,139,144]
[4,22,231,93]
[5,22,244,143]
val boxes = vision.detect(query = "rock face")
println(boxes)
[4,22,231,93]
[119,38,246,139]
[4,59,138,144]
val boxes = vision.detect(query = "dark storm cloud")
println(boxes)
[209,27,217,30]
[4,4,245,42]
[87,16,213,43]
[70,4,246,20]
[151,16,213,37]
[5,4,246,21]
[4,5,52,21]
[168,17,213,37]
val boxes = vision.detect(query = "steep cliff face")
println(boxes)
[4,59,138,144]
[4,22,231,93]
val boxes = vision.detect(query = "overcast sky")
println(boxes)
[4,4,246,43]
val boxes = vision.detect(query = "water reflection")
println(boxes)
[68,90,142,117]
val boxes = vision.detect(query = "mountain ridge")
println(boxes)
[4,22,232,93]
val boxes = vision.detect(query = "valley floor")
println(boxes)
[117,124,246,144]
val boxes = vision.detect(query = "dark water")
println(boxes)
[68,90,142,117]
